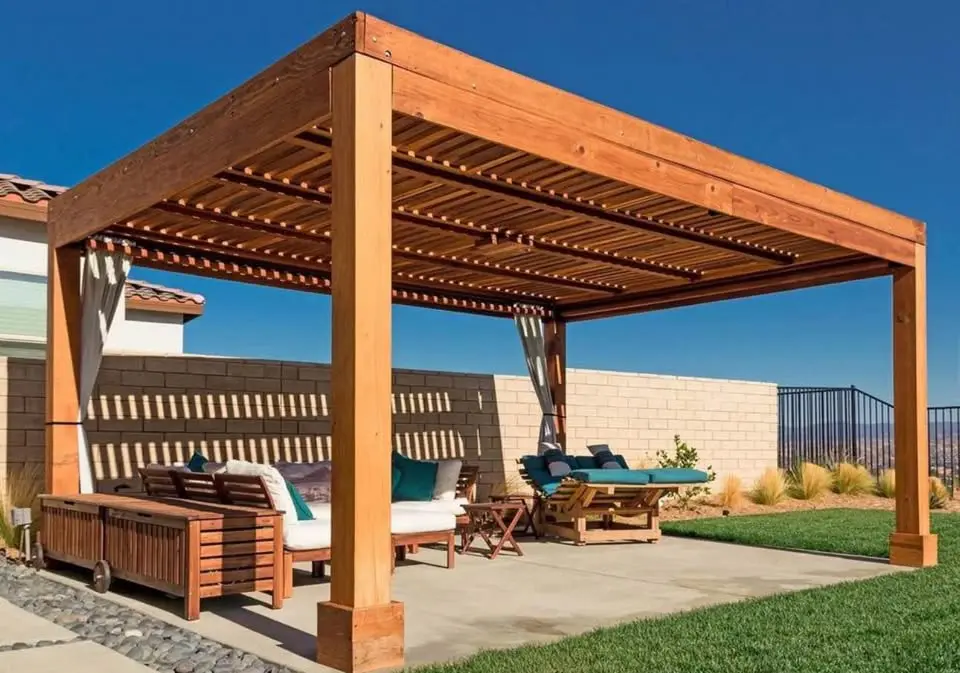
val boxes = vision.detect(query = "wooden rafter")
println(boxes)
[216,167,701,281]
[88,237,551,318]
[293,130,796,265]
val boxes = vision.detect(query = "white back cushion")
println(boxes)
[224,460,298,530]
[432,459,463,501]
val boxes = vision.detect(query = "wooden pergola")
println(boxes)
[45,12,935,672]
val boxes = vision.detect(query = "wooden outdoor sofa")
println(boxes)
[517,455,708,545]
[140,463,479,597]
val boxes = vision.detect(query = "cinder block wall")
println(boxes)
[0,355,778,497]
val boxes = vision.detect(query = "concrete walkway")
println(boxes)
[0,598,154,673]
[48,536,905,671]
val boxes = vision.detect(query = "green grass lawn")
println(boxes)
[412,511,960,673]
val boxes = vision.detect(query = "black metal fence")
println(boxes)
[778,386,960,488]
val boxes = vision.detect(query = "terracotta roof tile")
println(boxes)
[125,279,205,307]
[0,174,67,203]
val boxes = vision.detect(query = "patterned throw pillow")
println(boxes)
[541,443,571,478]
[273,461,332,503]
[588,444,622,469]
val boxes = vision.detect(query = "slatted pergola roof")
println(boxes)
[45,12,935,673]
[50,13,921,321]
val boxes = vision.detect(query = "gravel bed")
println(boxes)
[0,561,300,673]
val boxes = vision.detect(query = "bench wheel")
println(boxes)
[92,560,112,593]
[32,543,45,570]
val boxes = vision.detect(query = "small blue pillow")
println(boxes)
[285,479,315,521]
[186,451,208,473]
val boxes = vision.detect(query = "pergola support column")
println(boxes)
[45,245,82,495]
[545,319,567,450]
[316,53,403,673]
[889,243,938,567]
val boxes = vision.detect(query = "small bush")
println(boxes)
[716,474,745,510]
[930,476,950,509]
[751,468,787,505]
[832,462,874,495]
[656,435,717,508]
[876,469,896,498]
[788,462,832,500]
[0,464,44,550]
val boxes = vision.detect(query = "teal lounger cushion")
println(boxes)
[639,468,710,484]
[392,452,439,501]
[285,479,316,521]
[186,450,209,473]
[568,469,652,485]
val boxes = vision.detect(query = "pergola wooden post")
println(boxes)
[315,53,404,672]
[44,245,82,495]
[889,243,937,567]
[545,319,567,450]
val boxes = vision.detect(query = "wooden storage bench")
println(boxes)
[38,494,284,620]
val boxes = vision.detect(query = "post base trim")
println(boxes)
[889,532,938,568]
[316,600,404,673]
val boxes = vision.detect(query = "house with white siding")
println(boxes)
[0,174,205,357]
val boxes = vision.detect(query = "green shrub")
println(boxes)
[656,435,716,508]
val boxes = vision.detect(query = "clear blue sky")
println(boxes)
[3,1,957,403]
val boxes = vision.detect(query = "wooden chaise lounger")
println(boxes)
[518,457,709,545]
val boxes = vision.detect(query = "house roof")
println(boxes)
[125,279,205,321]
[0,174,67,203]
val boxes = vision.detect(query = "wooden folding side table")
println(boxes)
[460,502,525,559]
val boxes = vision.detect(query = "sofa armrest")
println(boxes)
[456,464,480,503]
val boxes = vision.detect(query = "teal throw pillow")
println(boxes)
[284,479,315,521]
[186,451,209,473]
[392,455,438,502]
[392,465,402,496]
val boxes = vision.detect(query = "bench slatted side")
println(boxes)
[456,464,479,502]
[139,467,181,499]
[214,473,275,510]
[173,471,220,502]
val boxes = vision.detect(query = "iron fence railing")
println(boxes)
[777,386,960,489]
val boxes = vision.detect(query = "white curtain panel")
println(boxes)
[77,247,131,493]
[514,313,559,452]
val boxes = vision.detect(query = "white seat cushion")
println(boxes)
[391,507,454,535]
[392,498,468,517]
[283,519,331,551]
[304,501,455,536]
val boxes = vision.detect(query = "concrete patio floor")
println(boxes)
[48,536,905,671]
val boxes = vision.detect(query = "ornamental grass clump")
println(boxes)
[832,462,874,496]
[0,463,44,550]
[716,474,745,510]
[875,469,896,498]
[930,476,950,509]
[788,462,831,500]
[751,467,787,506]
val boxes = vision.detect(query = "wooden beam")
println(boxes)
[317,54,404,673]
[45,245,82,495]
[361,13,922,248]
[545,320,567,450]
[890,244,938,567]
[388,65,917,267]
[561,257,893,321]
[48,13,364,248]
